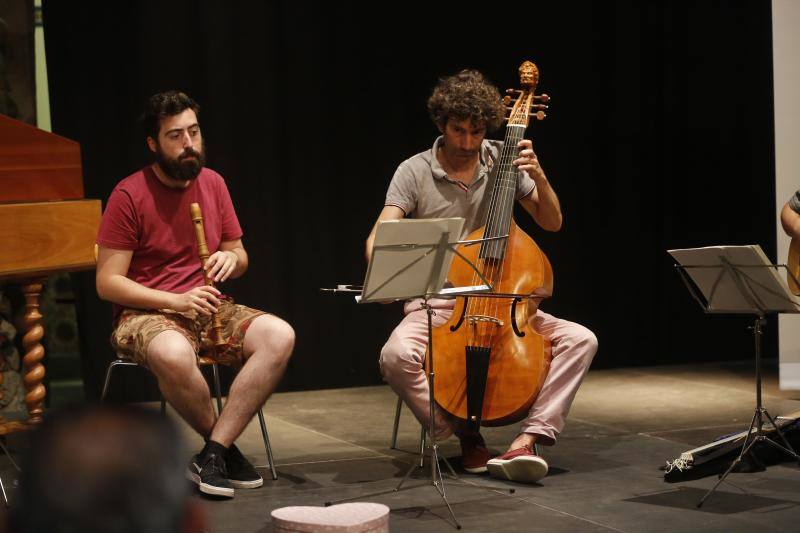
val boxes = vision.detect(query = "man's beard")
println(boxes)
[155,144,206,181]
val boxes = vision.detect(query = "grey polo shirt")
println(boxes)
[385,136,536,238]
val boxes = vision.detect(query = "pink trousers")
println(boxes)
[379,298,597,444]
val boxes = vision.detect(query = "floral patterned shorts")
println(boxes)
[110,298,265,368]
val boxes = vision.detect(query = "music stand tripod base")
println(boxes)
[323,299,515,530]
[325,222,520,529]
[696,316,800,508]
[668,246,800,508]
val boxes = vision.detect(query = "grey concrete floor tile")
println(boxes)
[628,360,800,401]
[7,360,800,532]
[175,412,388,469]
[570,368,800,435]
[187,368,800,532]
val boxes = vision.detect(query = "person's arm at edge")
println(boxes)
[781,202,800,239]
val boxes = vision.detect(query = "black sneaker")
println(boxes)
[226,444,264,488]
[187,452,234,498]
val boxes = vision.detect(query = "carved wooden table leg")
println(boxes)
[21,280,46,424]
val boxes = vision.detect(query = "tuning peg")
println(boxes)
[534,93,550,103]
[529,111,547,120]
[506,88,522,95]
[531,104,549,110]
[503,95,515,106]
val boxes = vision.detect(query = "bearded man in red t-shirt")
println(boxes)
[96,91,294,499]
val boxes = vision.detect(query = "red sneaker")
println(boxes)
[458,433,490,473]
[486,445,548,483]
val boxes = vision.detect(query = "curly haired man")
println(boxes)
[366,69,597,484]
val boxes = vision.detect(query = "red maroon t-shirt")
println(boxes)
[96,166,243,320]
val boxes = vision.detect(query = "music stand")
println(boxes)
[323,218,514,529]
[669,245,800,508]
[358,217,490,304]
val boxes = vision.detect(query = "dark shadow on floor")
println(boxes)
[623,486,797,514]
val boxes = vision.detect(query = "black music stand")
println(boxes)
[322,218,516,530]
[669,245,800,508]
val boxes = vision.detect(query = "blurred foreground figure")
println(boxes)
[10,405,205,533]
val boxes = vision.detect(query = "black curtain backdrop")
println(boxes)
[42,1,777,400]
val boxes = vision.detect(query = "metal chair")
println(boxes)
[100,356,277,480]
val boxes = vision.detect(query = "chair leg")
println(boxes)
[101,360,142,404]
[0,437,20,508]
[100,360,119,403]
[392,395,426,465]
[0,439,21,473]
[419,426,426,467]
[257,409,278,480]
[0,475,7,508]
[390,395,402,449]
[211,364,224,415]
[101,359,171,417]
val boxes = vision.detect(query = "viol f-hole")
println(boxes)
[190,202,227,351]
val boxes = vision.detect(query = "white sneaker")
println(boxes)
[486,446,548,483]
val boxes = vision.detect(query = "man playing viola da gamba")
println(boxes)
[367,67,598,483]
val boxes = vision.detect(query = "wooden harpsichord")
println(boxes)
[0,113,100,428]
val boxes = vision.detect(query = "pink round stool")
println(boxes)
[271,502,390,533]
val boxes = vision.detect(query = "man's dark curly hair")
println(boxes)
[427,69,505,132]
[141,90,199,140]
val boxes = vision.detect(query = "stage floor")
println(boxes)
[6,359,800,532]
[186,359,800,532]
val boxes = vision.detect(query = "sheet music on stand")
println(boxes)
[668,244,800,314]
[358,217,490,303]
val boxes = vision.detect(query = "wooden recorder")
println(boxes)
[190,202,227,351]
